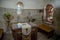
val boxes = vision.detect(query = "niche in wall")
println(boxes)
[45,4,54,24]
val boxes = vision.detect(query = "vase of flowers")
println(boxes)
[3,12,14,32]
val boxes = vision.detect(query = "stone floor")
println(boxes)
[3,33,14,40]
[3,32,54,40]
[37,32,54,40]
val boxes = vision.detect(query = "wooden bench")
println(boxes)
[38,24,54,38]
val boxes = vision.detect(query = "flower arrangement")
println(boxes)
[3,12,14,28]
[4,12,14,21]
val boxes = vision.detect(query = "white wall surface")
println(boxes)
[53,0,60,8]
[0,0,60,9]
[44,0,60,8]
[0,0,44,9]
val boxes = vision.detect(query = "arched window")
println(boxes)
[17,1,24,15]
[16,1,24,22]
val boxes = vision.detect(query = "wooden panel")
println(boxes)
[22,33,31,40]
[31,27,37,40]
[12,27,37,40]
[0,29,3,38]
[12,29,22,40]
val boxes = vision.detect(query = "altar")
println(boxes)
[11,22,37,40]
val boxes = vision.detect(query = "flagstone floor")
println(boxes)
[3,32,54,40]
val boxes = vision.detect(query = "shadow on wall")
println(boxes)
[53,8,60,34]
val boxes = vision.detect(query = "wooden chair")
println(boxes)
[0,29,4,40]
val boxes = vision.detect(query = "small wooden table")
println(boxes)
[38,24,54,38]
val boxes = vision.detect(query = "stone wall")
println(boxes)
[0,7,43,32]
